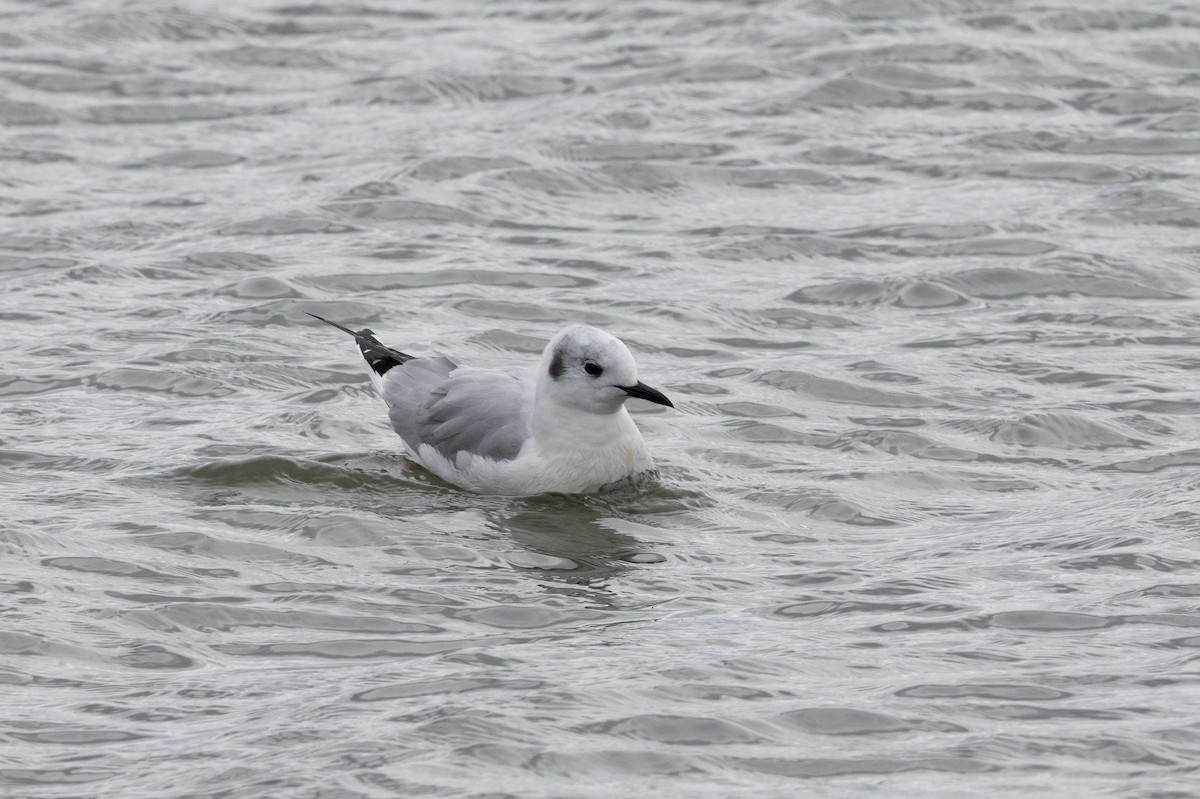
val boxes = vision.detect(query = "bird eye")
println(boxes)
[583,361,603,377]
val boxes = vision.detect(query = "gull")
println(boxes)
[308,313,674,495]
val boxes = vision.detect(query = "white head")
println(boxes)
[537,325,673,415]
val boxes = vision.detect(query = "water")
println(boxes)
[3,0,1200,795]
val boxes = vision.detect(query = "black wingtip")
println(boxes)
[306,311,358,338]
[307,311,414,376]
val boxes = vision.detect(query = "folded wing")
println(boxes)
[381,360,530,463]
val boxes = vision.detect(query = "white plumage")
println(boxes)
[310,315,674,495]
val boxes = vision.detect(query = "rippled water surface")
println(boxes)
[5,0,1200,796]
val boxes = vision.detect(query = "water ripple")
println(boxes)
[5,0,1200,796]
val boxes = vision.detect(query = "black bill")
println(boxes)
[621,381,674,408]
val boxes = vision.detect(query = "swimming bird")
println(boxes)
[308,313,674,495]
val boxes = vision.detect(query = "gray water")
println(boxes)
[4,0,1200,796]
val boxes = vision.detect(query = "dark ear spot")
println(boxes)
[548,347,566,379]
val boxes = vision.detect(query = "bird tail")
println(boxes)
[307,312,412,377]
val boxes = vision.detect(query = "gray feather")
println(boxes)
[382,358,529,462]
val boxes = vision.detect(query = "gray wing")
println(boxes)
[380,359,530,462]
